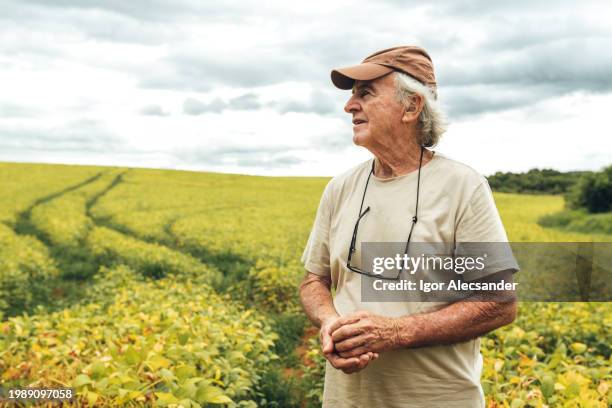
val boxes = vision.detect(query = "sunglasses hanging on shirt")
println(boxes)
[346,145,424,280]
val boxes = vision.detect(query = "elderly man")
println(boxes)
[299,46,519,407]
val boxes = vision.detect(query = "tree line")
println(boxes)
[488,166,612,214]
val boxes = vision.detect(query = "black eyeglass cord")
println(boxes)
[348,145,425,277]
[357,145,424,226]
[404,145,424,256]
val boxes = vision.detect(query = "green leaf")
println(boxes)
[74,374,92,387]
[177,382,198,399]
[510,398,524,408]
[159,368,176,385]
[90,361,107,378]
[541,375,555,399]
[196,385,233,405]
[155,392,179,406]
[175,365,197,381]
[124,346,141,365]
[178,332,190,345]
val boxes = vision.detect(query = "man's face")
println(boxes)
[344,73,406,148]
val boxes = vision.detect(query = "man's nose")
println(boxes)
[344,94,361,114]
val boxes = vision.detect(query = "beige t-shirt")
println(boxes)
[301,151,518,408]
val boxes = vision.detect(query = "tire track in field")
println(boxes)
[14,171,105,238]
[8,171,109,314]
[84,169,208,250]
[85,169,160,237]
[85,169,130,216]
[87,175,255,289]
[161,208,255,286]
[82,173,305,402]
[83,172,248,292]
[85,169,152,239]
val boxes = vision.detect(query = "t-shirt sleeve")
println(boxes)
[301,180,334,277]
[455,178,519,281]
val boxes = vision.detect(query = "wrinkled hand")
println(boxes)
[330,310,401,358]
[320,316,379,374]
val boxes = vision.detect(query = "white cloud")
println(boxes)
[0,0,611,176]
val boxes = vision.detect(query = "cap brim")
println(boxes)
[331,63,394,89]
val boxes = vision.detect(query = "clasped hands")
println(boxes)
[320,310,403,374]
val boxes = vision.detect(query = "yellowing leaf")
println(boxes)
[146,355,170,371]
[155,392,179,405]
[196,385,233,405]
[86,391,99,406]
[597,381,609,396]
[570,342,587,354]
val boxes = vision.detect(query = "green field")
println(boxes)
[0,162,610,407]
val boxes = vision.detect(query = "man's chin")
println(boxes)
[352,133,368,147]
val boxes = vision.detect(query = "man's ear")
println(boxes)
[401,95,424,123]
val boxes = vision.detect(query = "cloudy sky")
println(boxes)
[1,0,611,176]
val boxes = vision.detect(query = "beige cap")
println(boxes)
[331,45,437,94]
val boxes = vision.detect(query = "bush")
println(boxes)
[539,210,586,228]
[566,166,612,213]
[86,226,223,285]
[0,274,279,407]
[543,210,612,235]
[0,224,59,317]
[246,260,302,314]
[300,335,326,408]
[487,169,586,194]
[482,303,611,406]
[571,212,612,234]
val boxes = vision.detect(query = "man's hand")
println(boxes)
[299,272,379,374]
[329,310,401,358]
[320,315,379,374]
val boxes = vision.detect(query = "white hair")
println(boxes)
[393,71,447,147]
